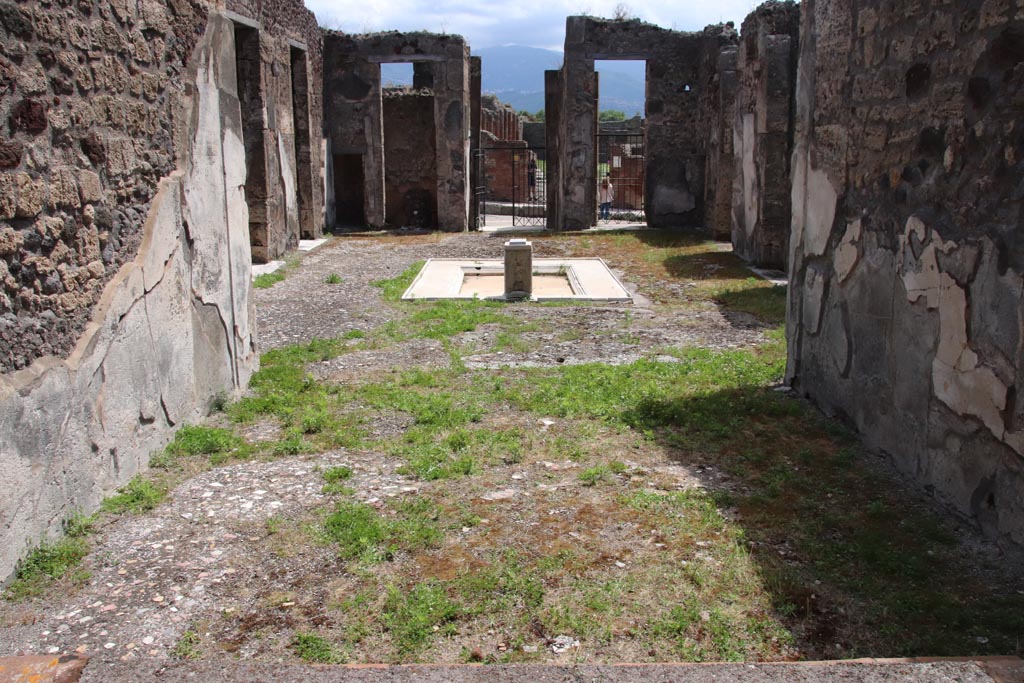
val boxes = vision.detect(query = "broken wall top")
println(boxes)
[564,15,737,59]
[322,29,468,61]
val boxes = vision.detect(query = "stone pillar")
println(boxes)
[504,239,532,299]
[545,69,564,230]
[704,46,738,240]
[731,3,799,269]
[432,47,470,231]
[560,27,597,231]
[469,56,482,230]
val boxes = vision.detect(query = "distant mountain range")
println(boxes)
[380,45,646,117]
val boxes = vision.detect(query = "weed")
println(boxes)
[292,631,343,663]
[579,465,609,486]
[323,466,354,483]
[272,430,313,456]
[162,425,250,466]
[325,273,343,284]
[372,261,424,301]
[382,582,459,656]
[101,476,166,514]
[711,280,787,324]
[253,271,286,289]
[173,630,201,659]
[343,329,366,339]
[323,499,442,562]
[4,514,94,601]
[322,465,355,494]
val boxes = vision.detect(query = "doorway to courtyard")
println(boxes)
[595,60,647,226]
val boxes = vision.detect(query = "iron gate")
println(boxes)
[478,143,547,228]
[595,133,645,225]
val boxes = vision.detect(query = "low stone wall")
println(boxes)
[786,0,1024,545]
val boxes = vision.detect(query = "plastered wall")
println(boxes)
[787,0,1024,545]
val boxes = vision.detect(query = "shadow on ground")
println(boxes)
[620,384,1024,660]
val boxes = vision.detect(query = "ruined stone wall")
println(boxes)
[0,0,208,371]
[483,142,535,203]
[226,0,325,261]
[322,31,470,231]
[731,1,799,269]
[480,95,522,142]
[544,68,564,230]
[557,17,737,230]
[787,0,1024,545]
[0,0,324,582]
[0,0,323,372]
[522,122,545,160]
[382,89,437,228]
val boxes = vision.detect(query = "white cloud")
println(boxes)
[308,0,762,49]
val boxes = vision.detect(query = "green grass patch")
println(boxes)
[157,424,251,467]
[325,273,343,284]
[101,476,167,514]
[173,630,202,660]
[322,465,355,494]
[253,271,286,289]
[500,343,786,441]
[292,631,344,663]
[711,280,787,324]
[382,581,460,657]
[226,338,369,452]
[323,498,443,563]
[4,513,94,601]
[372,261,424,301]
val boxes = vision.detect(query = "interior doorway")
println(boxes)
[333,154,365,227]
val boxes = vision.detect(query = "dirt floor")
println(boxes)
[1,230,1022,668]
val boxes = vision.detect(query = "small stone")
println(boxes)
[522,645,538,653]
[104,642,116,650]
[482,488,517,501]
[142,636,155,645]
[550,635,579,654]
[46,646,60,654]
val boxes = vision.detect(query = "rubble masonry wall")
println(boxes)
[786,0,1024,544]
[322,31,470,231]
[0,0,323,582]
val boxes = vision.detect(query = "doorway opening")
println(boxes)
[290,46,315,239]
[595,60,646,226]
[233,22,269,261]
[333,154,365,227]
[381,63,438,229]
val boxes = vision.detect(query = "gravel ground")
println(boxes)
[0,231,777,667]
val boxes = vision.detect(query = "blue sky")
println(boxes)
[309,0,764,51]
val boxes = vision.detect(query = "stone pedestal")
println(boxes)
[504,239,532,299]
